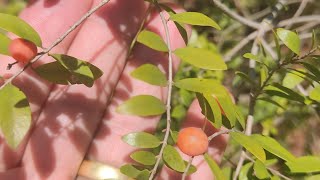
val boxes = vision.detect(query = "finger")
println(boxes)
[158,100,229,179]
[83,4,189,169]
[19,0,149,179]
[0,0,93,170]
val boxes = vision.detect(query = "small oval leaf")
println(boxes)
[122,132,161,148]
[117,95,166,116]
[204,153,226,180]
[175,78,225,94]
[170,12,221,30]
[174,47,227,70]
[163,145,186,172]
[131,64,167,86]
[277,28,300,55]
[230,132,266,162]
[120,164,141,178]
[130,151,156,165]
[137,30,168,52]
[0,83,31,149]
[0,13,42,46]
[0,33,10,55]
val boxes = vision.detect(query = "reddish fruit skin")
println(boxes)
[177,127,209,156]
[9,38,37,63]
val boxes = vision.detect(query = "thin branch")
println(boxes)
[279,15,320,27]
[285,0,310,29]
[182,156,194,180]
[208,129,231,141]
[211,0,260,29]
[0,0,111,91]
[149,3,174,180]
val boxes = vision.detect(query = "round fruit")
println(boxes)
[177,127,208,156]
[9,38,38,63]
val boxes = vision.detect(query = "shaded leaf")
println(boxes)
[257,97,285,110]
[0,13,41,46]
[306,174,320,180]
[163,145,186,172]
[130,151,156,165]
[264,83,305,103]
[170,12,221,30]
[230,132,266,162]
[204,153,226,180]
[120,164,141,178]
[239,162,253,180]
[184,161,197,175]
[272,30,281,60]
[136,169,150,180]
[301,62,320,78]
[243,53,263,64]
[283,70,304,89]
[287,68,320,84]
[137,30,168,52]
[0,83,31,149]
[203,93,222,128]
[277,28,300,55]
[0,33,10,55]
[252,134,295,161]
[131,64,167,86]
[117,95,166,116]
[253,160,270,179]
[34,61,71,85]
[286,156,320,173]
[174,47,227,70]
[260,66,268,87]
[122,132,161,148]
[170,130,179,143]
[235,71,255,85]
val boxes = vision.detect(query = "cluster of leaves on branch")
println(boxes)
[1,0,320,180]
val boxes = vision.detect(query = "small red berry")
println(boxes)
[177,127,209,156]
[8,38,38,63]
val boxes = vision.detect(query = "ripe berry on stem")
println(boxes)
[8,38,38,63]
[177,127,209,156]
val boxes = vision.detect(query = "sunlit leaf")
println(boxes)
[306,174,320,180]
[239,162,253,180]
[253,160,270,179]
[136,169,150,180]
[122,132,161,148]
[243,53,263,64]
[174,47,227,70]
[170,12,221,30]
[257,97,285,110]
[175,78,225,94]
[137,30,168,52]
[130,151,156,165]
[163,145,186,172]
[203,93,222,128]
[0,33,10,55]
[204,153,226,180]
[230,132,266,162]
[117,95,166,116]
[0,83,31,149]
[286,156,320,173]
[0,13,42,46]
[260,66,268,87]
[310,86,320,101]
[131,64,167,86]
[277,28,300,55]
[283,70,304,89]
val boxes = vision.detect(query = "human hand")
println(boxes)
[0,0,228,179]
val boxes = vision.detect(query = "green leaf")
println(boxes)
[306,174,320,180]
[120,164,141,178]
[253,160,270,179]
[283,70,304,89]
[170,130,179,143]
[0,83,31,149]
[236,71,255,85]
[257,97,285,110]
[265,83,305,103]
[34,61,71,85]
[0,33,10,55]
[131,64,167,86]
[184,161,197,175]
[243,53,263,64]
[122,132,161,148]
[170,12,221,30]
[286,156,320,173]
[136,169,150,180]
[203,93,222,128]
[310,86,320,101]
[276,28,300,55]
[260,66,268,87]
[271,176,281,180]
[49,54,103,87]
[272,30,281,60]
[251,135,295,162]
[230,132,266,162]
[163,145,186,172]
[137,30,168,52]
[174,47,227,70]
[175,78,225,94]
[287,68,320,84]
[204,153,226,180]
[116,95,166,116]
[0,13,42,46]
[301,62,320,78]
[130,151,156,165]
[239,162,253,180]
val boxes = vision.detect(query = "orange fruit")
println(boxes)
[177,127,208,156]
[9,38,38,63]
